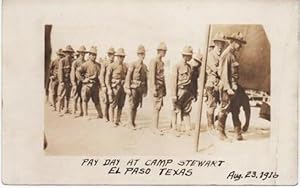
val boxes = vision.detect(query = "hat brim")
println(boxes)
[157,48,167,51]
[226,37,247,44]
[213,39,227,43]
[88,52,97,55]
[115,54,126,56]
[63,50,74,53]
[182,52,193,56]
[77,50,87,53]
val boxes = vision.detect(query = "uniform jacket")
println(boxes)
[76,60,101,85]
[125,60,148,93]
[206,49,221,87]
[149,56,165,92]
[172,60,192,97]
[218,45,239,91]
[105,60,128,91]
[49,57,61,79]
[70,56,85,86]
[58,55,72,83]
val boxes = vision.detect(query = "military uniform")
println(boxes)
[205,32,227,130]
[99,47,115,122]
[70,46,87,116]
[125,45,148,129]
[105,48,128,126]
[217,32,247,140]
[57,45,74,113]
[149,42,167,132]
[49,49,64,110]
[76,46,103,118]
[171,46,194,136]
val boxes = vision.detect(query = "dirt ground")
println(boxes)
[44,91,271,156]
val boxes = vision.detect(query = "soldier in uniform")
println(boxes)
[205,32,227,131]
[217,32,247,141]
[76,46,103,118]
[99,47,115,122]
[57,45,74,114]
[171,46,195,136]
[149,42,167,134]
[105,48,128,127]
[125,45,148,130]
[70,45,87,117]
[48,48,65,111]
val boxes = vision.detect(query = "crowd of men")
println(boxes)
[47,31,248,141]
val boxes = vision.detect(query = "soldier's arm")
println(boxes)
[49,60,54,76]
[206,53,218,74]
[171,64,178,100]
[144,65,148,96]
[149,59,156,93]
[57,59,64,83]
[125,63,134,90]
[70,61,77,86]
[105,65,113,95]
[76,64,85,82]
[218,54,231,91]
[99,63,106,89]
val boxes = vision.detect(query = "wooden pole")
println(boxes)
[196,24,212,152]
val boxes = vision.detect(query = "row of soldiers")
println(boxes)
[48,31,247,140]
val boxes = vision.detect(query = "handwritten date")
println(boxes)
[227,170,279,181]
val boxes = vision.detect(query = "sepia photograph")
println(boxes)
[44,24,271,156]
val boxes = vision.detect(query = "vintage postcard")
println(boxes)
[2,0,298,185]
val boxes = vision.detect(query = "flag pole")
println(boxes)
[196,24,212,152]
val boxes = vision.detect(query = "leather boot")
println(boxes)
[79,101,83,116]
[83,102,88,116]
[109,107,114,123]
[72,98,77,115]
[206,111,215,131]
[128,109,135,129]
[183,115,192,136]
[95,104,103,118]
[153,110,164,135]
[132,109,137,127]
[217,112,228,140]
[115,108,122,126]
[64,99,70,114]
[171,111,178,131]
[235,126,243,141]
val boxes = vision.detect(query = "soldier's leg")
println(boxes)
[71,85,78,115]
[48,79,54,106]
[231,109,243,140]
[100,90,109,121]
[81,85,91,116]
[52,80,59,111]
[206,87,217,130]
[152,97,164,135]
[115,87,126,125]
[127,89,136,128]
[64,83,72,114]
[91,85,103,118]
[57,83,66,114]
[78,84,83,116]
[217,91,231,140]
[183,101,192,136]
[132,89,141,128]
[109,87,118,124]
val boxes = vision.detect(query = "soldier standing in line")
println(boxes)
[70,45,87,117]
[124,45,148,130]
[57,45,74,114]
[149,42,167,135]
[76,46,103,119]
[105,48,128,127]
[205,32,227,131]
[99,47,115,122]
[171,46,195,136]
[48,48,65,111]
[217,32,247,141]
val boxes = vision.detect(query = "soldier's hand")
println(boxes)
[153,91,158,97]
[101,87,107,93]
[108,95,113,103]
[143,93,147,97]
[125,88,132,96]
[172,96,177,104]
[227,89,235,95]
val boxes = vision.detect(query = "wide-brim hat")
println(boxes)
[88,46,97,54]
[56,48,65,56]
[181,45,193,56]
[212,32,227,43]
[115,48,126,56]
[107,47,115,54]
[226,32,247,44]
[137,45,146,54]
[157,42,167,51]
[63,45,75,53]
[77,45,87,53]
